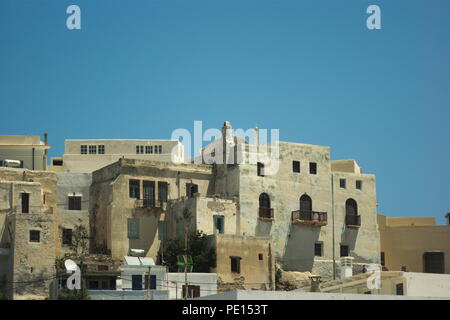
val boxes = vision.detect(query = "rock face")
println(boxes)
[276,268,313,291]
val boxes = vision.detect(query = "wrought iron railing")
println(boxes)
[291,210,327,225]
[259,207,274,219]
[345,215,361,227]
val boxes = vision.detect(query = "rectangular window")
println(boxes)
[315,242,323,257]
[186,183,198,198]
[128,219,139,239]
[340,179,346,189]
[309,162,317,174]
[62,229,73,245]
[292,161,300,173]
[143,180,155,207]
[340,245,349,257]
[396,283,404,295]
[258,253,264,261]
[21,193,30,213]
[136,146,144,154]
[0,160,4,167]
[89,145,97,154]
[52,159,63,166]
[149,146,153,154]
[356,180,362,190]
[158,145,162,154]
[30,230,40,243]
[230,256,241,273]
[81,145,87,154]
[98,145,105,154]
[68,196,82,210]
[182,285,200,299]
[257,162,264,177]
[129,180,140,199]
[144,275,157,290]
[423,252,445,273]
[213,215,225,234]
[381,252,385,266]
[131,275,142,290]
[158,181,168,203]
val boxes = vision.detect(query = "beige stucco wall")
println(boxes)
[378,214,450,273]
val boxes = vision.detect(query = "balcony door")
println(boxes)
[300,194,312,212]
[143,181,155,207]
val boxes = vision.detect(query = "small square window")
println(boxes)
[292,161,300,173]
[80,145,87,154]
[309,162,317,174]
[356,180,362,190]
[258,253,264,261]
[30,230,40,243]
[230,256,241,273]
[315,242,323,257]
[68,196,81,210]
[98,145,105,154]
[89,145,97,154]
[340,179,346,189]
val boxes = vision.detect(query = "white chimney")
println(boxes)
[340,257,354,279]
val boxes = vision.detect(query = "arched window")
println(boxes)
[300,194,312,212]
[259,193,270,209]
[345,198,358,216]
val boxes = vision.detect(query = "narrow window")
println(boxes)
[258,253,264,261]
[340,179,346,189]
[140,146,144,154]
[381,252,385,266]
[145,275,157,290]
[213,215,225,234]
[149,146,153,154]
[98,145,105,154]
[292,161,300,173]
[62,229,73,245]
[143,181,155,207]
[340,245,349,257]
[0,160,4,167]
[158,181,168,203]
[128,219,139,239]
[257,162,264,177]
[129,180,140,199]
[136,146,140,154]
[230,256,241,273]
[80,145,87,154]
[29,230,40,243]
[89,145,97,154]
[315,242,323,257]
[309,162,317,174]
[182,285,200,298]
[131,275,142,290]
[158,221,167,241]
[145,146,151,154]
[396,283,404,295]
[356,180,362,190]
[158,145,162,154]
[21,193,30,213]
[68,196,82,210]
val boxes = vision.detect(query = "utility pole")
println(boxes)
[146,265,152,300]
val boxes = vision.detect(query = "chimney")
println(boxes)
[340,257,354,279]
[43,133,48,145]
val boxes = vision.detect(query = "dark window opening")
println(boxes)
[89,145,97,154]
[230,256,241,273]
[340,179,346,189]
[381,252,385,266]
[356,180,362,190]
[292,161,300,173]
[80,145,87,154]
[182,285,200,299]
[257,162,264,177]
[144,274,157,290]
[131,275,142,290]
[98,145,105,154]
[68,196,81,210]
[423,252,445,274]
[214,215,225,234]
[52,159,63,166]
[315,242,323,257]
[300,194,312,212]
[143,181,155,207]
[340,245,349,257]
[30,230,40,243]
[158,181,168,203]
[129,180,140,199]
[186,183,198,198]
[258,253,264,261]
[396,283,404,295]
[259,193,273,219]
[89,281,99,290]
[62,229,72,245]
[309,162,317,174]
[364,291,372,294]
[21,193,30,213]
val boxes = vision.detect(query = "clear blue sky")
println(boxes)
[1,0,449,223]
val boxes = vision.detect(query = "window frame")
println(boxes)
[339,178,346,189]
[292,160,300,173]
[314,242,323,257]
[127,219,140,239]
[68,196,82,211]
[230,256,241,274]
[29,230,41,243]
[309,162,317,175]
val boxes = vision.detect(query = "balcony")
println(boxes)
[135,199,167,211]
[291,210,327,226]
[259,207,274,221]
[345,215,361,228]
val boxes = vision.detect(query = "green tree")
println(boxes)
[158,231,216,272]
[70,225,88,255]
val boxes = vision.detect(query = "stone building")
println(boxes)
[0,135,50,171]
[378,214,450,274]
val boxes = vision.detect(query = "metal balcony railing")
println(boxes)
[345,215,361,227]
[291,210,327,226]
[259,207,274,220]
